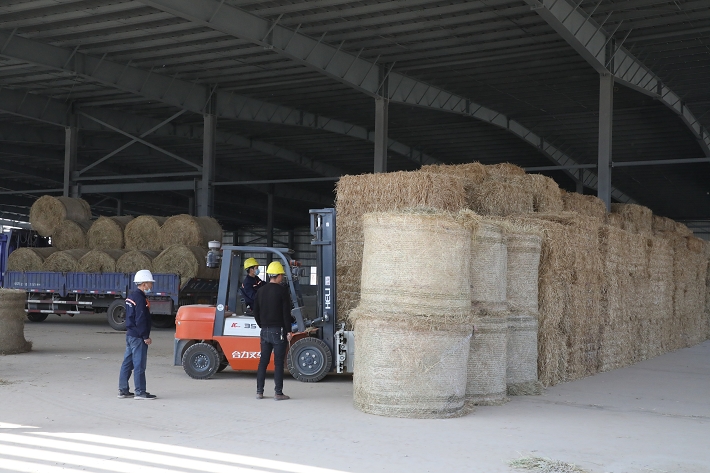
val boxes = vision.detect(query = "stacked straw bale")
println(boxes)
[605,212,625,230]
[29,196,91,237]
[644,236,673,358]
[52,220,93,250]
[506,315,540,395]
[0,289,32,354]
[77,250,126,273]
[561,191,606,219]
[42,249,90,272]
[153,245,220,287]
[652,216,676,233]
[526,174,563,213]
[670,235,708,349]
[352,210,474,419]
[124,216,167,251]
[485,162,526,178]
[468,178,533,217]
[468,218,507,312]
[159,215,223,250]
[7,248,57,271]
[116,250,160,273]
[467,317,509,405]
[611,203,653,235]
[87,216,134,249]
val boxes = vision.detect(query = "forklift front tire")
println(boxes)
[287,337,332,383]
[182,342,220,379]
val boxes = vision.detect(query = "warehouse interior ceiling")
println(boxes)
[0,0,709,230]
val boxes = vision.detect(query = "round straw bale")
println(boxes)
[561,191,607,219]
[352,308,472,419]
[506,233,542,313]
[7,247,58,271]
[0,289,32,354]
[77,250,126,273]
[124,216,168,251]
[87,216,134,250]
[466,218,507,307]
[467,317,509,405]
[159,215,223,250]
[506,314,541,395]
[29,195,91,237]
[116,250,160,274]
[42,249,90,272]
[51,219,92,250]
[526,174,563,213]
[153,245,220,287]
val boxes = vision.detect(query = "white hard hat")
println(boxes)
[133,269,155,284]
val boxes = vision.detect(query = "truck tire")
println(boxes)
[107,299,127,331]
[287,337,332,383]
[151,314,175,329]
[26,313,49,322]
[182,342,220,379]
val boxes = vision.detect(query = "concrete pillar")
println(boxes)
[597,73,613,211]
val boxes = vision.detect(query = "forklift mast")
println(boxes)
[310,208,337,357]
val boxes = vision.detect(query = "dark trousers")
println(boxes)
[256,327,287,395]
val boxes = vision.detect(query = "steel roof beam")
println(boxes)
[525,0,710,157]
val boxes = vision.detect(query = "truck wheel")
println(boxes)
[151,314,175,329]
[107,299,127,331]
[182,343,220,379]
[26,313,49,322]
[287,337,332,383]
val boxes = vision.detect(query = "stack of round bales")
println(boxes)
[351,210,474,419]
[87,216,134,249]
[153,245,220,287]
[29,196,91,237]
[7,248,58,271]
[159,215,222,249]
[0,289,32,354]
[125,216,167,251]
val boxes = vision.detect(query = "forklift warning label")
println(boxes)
[223,316,260,337]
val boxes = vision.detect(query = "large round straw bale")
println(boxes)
[468,179,533,216]
[611,203,653,234]
[466,218,507,308]
[485,162,526,178]
[467,317,508,405]
[561,191,606,219]
[352,309,472,419]
[77,250,126,273]
[51,219,92,250]
[506,233,542,313]
[526,174,563,213]
[42,249,90,272]
[506,314,541,395]
[124,216,168,251]
[87,216,134,250]
[159,215,223,250]
[29,196,91,237]
[7,248,58,271]
[359,211,472,318]
[153,245,220,287]
[0,289,32,354]
[116,250,160,274]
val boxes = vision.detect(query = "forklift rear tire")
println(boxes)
[26,314,49,322]
[287,337,332,383]
[182,343,220,379]
[107,299,127,331]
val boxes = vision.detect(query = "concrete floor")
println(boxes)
[1,314,708,473]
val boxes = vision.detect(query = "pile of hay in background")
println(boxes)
[468,179,534,216]
[116,250,160,273]
[485,162,526,178]
[153,245,220,286]
[610,203,653,235]
[670,235,708,349]
[561,191,606,219]
[87,216,134,249]
[51,220,92,250]
[29,196,91,237]
[644,236,673,358]
[159,215,223,250]
[526,174,563,213]
[77,250,126,273]
[0,289,32,354]
[124,216,167,251]
[42,249,90,272]
[421,162,487,185]
[7,248,57,271]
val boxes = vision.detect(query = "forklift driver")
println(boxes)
[241,257,265,312]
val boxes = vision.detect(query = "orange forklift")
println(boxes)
[173,208,354,382]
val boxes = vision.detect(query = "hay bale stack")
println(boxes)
[7,248,58,271]
[42,249,90,272]
[124,216,167,251]
[506,314,541,395]
[561,191,606,219]
[605,212,625,229]
[116,250,160,273]
[468,179,534,216]
[335,172,468,327]
[420,162,487,184]
[526,174,563,213]
[485,162,526,178]
[153,245,220,287]
[0,289,32,354]
[77,250,126,273]
[87,216,134,249]
[29,195,91,237]
[675,221,693,237]
[611,203,653,234]
[645,236,674,358]
[159,215,223,250]
[51,220,92,250]
[652,215,676,234]
[505,230,542,314]
[669,236,708,349]
[467,317,508,405]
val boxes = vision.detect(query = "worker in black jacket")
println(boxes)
[118,269,157,400]
[253,260,292,400]
[241,257,265,311]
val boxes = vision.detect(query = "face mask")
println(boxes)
[144,288,152,295]
[255,268,260,276]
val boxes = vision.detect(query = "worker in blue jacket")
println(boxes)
[241,257,265,312]
[118,269,157,400]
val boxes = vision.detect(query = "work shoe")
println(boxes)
[274,394,290,401]
[134,393,157,400]
[117,391,134,398]
[256,393,264,400]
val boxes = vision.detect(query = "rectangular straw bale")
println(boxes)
[674,221,693,236]
[645,236,673,358]
[652,215,676,234]
[561,191,607,219]
[526,174,563,213]
[420,162,487,184]
[468,178,533,217]
[605,212,625,229]
[485,162,527,179]
[610,203,653,235]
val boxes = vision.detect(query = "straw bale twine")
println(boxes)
[561,191,606,219]
[352,309,472,418]
[420,162,488,185]
[359,211,472,318]
[466,317,508,405]
[0,289,32,354]
[468,179,534,217]
[153,245,220,287]
[124,216,167,251]
[87,216,134,250]
[506,313,541,395]
[485,162,526,178]
[462,216,507,309]
[526,174,563,213]
[505,232,542,314]
[42,249,90,272]
[29,195,91,237]
[116,250,160,274]
[52,219,92,250]
[610,203,653,234]
[159,215,223,250]
[77,250,126,273]
[7,248,57,271]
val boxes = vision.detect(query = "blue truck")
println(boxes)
[0,230,218,331]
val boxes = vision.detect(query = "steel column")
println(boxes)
[374,97,388,173]
[266,185,275,264]
[198,98,217,217]
[63,117,78,198]
[598,73,613,211]
[576,170,584,194]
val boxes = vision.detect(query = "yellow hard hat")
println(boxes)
[266,261,285,275]
[243,257,259,270]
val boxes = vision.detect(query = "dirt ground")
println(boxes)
[1,314,709,473]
